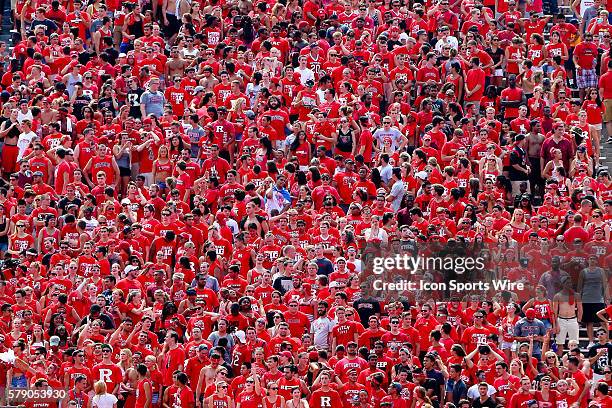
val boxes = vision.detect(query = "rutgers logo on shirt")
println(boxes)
[15,239,29,251]
[472,333,488,346]
[97,368,114,384]
[342,177,357,187]
[264,250,279,261]
[47,137,62,149]
[173,290,186,302]
[218,90,231,102]
[207,31,220,44]
[535,304,549,316]
[170,92,184,104]
[319,396,333,407]
[302,96,317,108]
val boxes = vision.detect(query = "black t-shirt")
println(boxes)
[80,312,115,330]
[73,95,92,120]
[425,369,445,399]
[486,47,505,66]
[353,297,381,326]
[273,275,293,295]
[399,239,418,256]
[472,397,497,408]
[509,146,529,181]
[58,197,82,213]
[314,257,334,276]
[31,18,59,35]
[588,342,612,375]
[97,97,116,116]
[127,88,145,118]
[421,377,441,408]
[103,47,119,66]
[0,116,9,131]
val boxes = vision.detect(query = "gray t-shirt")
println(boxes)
[373,127,403,151]
[390,179,405,211]
[140,90,165,117]
[514,317,547,355]
[207,332,235,351]
[311,317,335,349]
[185,125,206,158]
[379,164,393,184]
[580,267,606,303]
[582,5,598,30]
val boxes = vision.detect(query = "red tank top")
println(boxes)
[266,397,284,408]
[534,300,553,320]
[211,395,231,408]
[155,160,173,175]
[40,228,60,252]
[135,378,151,408]
[91,156,115,184]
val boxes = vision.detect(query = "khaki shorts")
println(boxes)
[604,99,612,122]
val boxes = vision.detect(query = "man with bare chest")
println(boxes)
[199,67,219,93]
[553,276,583,356]
[526,120,545,196]
[39,100,58,125]
[165,48,189,82]
[195,355,227,402]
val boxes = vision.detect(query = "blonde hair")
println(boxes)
[94,380,107,395]
[544,352,559,366]
[118,348,133,373]
[231,97,245,112]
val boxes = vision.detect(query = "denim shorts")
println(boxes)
[11,376,27,388]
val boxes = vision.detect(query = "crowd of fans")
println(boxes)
[0,0,610,407]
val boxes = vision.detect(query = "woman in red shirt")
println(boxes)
[527,86,546,119]
[581,88,605,160]
[236,371,263,408]
[7,221,34,258]
[499,303,520,361]
[153,145,172,193]
[288,131,312,171]
[509,209,529,243]
[545,32,569,65]
[527,34,546,69]
[535,376,558,407]
[205,381,233,408]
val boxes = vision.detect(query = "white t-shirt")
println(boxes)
[92,393,118,408]
[17,109,33,124]
[294,67,315,85]
[17,131,36,161]
[434,36,459,52]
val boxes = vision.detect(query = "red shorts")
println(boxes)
[2,145,19,173]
